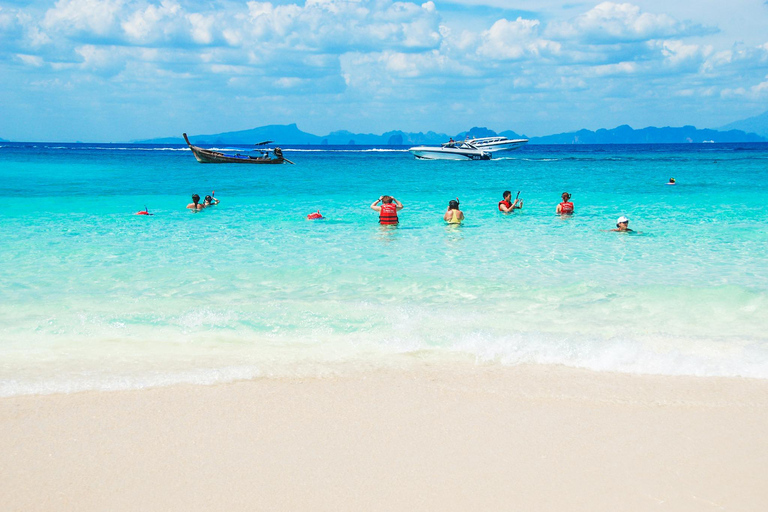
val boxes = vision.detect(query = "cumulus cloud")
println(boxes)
[477,17,561,61]
[547,2,711,43]
[42,0,125,38]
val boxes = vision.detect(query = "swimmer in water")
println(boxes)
[371,195,403,225]
[667,177,676,185]
[203,192,219,207]
[444,198,464,224]
[186,194,204,210]
[498,190,522,213]
[611,216,634,232]
[556,192,574,214]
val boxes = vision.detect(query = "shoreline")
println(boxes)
[3,362,768,511]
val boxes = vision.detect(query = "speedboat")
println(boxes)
[409,136,528,160]
[409,140,491,161]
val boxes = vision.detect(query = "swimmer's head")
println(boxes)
[381,195,394,204]
[669,178,676,183]
[192,194,200,204]
[503,190,511,200]
[562,192,571,201]
[617,216,629,227]
[204,195,212,203]
[448,199,460,210]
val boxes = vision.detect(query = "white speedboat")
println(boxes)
[409,140,491,160]
[409,136,528,160]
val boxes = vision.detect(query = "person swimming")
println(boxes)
[667,178,676,185]
[444,198,464,224]
[203,193,219,206]
[498,190,522,213]
[611,216,633,232]
[556,192,573,214]
[186,194,204,210]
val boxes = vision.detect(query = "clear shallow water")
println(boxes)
[1,142,767,395]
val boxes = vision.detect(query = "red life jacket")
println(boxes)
[379,203,399,225]
[498,199,512,211]
[559,201,574,214]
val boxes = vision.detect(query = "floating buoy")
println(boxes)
[307,211,323,220]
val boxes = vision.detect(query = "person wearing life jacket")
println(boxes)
[186,194,204,211]
[444,198,464,224]
[371,195,403,225]
[498,190,522,213]
[556,192,574,214]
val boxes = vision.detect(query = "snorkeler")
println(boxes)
[203,191,219,206]
[667,178,676,185]
[556,192,574,214]
[611,216,633,232]
[498,190,522,213]
[444,198,464,224]
[186,194,204,210]
[371,195,403,225]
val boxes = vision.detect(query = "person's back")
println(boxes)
[444,198,464,224]
[556,192,573,214]
[187,194,204,210]
[371,195,403,225]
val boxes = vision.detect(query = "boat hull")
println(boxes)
[183,133,286,164]
[409,147,491,161]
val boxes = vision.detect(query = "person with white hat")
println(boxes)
[611,216,633,232]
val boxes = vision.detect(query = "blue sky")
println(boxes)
[1,0,767,141]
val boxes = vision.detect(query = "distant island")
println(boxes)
[718,110,768,138]
[138,120,766,146]
[3,111,767,144]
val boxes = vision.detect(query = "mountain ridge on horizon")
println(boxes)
[135,121,766,145]
[2,111,767,143]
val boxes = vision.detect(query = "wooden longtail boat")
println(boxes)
[183,133,293,164]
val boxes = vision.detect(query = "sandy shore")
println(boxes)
[2,362,768,511]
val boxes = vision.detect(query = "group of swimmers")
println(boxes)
[183,188,633,232]
[371,190,634,232]
[186,192,219,210]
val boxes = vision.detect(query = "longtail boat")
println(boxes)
[183,133,293,164]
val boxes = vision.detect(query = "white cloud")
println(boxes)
[547,2,703,43]
[477,17,560,60]
[16,54,45,67]
[42,0,125,37]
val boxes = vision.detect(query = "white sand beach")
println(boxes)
[2,362,768,511]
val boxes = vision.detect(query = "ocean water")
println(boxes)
[1,141,767,395]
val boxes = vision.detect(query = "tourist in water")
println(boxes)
[203,193,219,206]
[556,192,574,214]
[611,216,633,232]
[187,194,204,210]
[667,177,676,185]
[444,198,464,224]
[498,190,522,213]
[371,195,403,225]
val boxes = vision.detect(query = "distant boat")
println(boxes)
[183,133,293,164]
[409,135,528,161]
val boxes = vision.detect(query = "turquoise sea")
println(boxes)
[1,141,767,395]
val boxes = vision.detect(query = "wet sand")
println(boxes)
[2,362,768,511]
